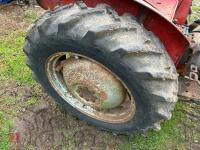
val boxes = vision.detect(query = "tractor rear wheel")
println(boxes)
[23,2,178,134]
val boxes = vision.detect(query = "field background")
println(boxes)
[0,1,200,150]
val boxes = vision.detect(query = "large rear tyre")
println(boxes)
[24,2,178,134]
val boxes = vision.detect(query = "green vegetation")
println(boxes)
[0,31,36,150]
[118,102,186,150]
[23,10,38,22]
[0,111,12,150]
[0,32,35,85]
[189,2,200,23]
[26,97,39,106]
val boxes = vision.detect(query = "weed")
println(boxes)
[26,97,38,106]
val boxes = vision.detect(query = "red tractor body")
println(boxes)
[36,0,192,65]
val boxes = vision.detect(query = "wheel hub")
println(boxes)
[46,52,135,123]
[62,57,126,110]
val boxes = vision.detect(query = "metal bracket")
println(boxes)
[188,64,200,84]
[178,64,200,104]
[178,77,200,104]
[189,18,200,32]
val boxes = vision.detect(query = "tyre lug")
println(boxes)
[74,56,79,59]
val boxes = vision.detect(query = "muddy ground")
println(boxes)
[1,82,124,150]
[0,1,200,150]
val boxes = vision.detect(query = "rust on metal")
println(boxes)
[55,60,67,72]
[177,29,200,76]
[178,77,200,104]
[76,86,98,103]
[62,57,126,110]
[46,52,136,123]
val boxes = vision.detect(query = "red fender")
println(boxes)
[36,0,190,66]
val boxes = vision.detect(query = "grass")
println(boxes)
[23,10,38,22]
[0,31,36,150]
[118,102,186,150]
[0,111,12,150]
[189,2,200,23]
[26,97,39,106]
[0,32,35,85]
[0,6,40,148]
[0,33,19,149]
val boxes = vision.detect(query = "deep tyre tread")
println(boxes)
[24,2,178,134]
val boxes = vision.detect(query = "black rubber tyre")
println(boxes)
[23,2,178,134]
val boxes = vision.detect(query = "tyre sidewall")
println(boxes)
[28,36,152,133]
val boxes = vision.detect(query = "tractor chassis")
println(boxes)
[178,24,200,104]
[178,77,200,104]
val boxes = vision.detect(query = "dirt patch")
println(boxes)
[0,82,124,150]
[0,80,124,149]
[0,2,44,38]
[179,103,200,150]
[1,81,197,150]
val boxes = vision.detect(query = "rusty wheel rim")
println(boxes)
[46,52,136,123]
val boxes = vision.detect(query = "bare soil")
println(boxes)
[0,82,124,150]
[2,81,199,150]
[0,2,44,38]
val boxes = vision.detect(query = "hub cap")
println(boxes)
[46,52,135,123]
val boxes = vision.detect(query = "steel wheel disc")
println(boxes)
[46,52,136,123]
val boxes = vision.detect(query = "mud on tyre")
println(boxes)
[23,2,178,134]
